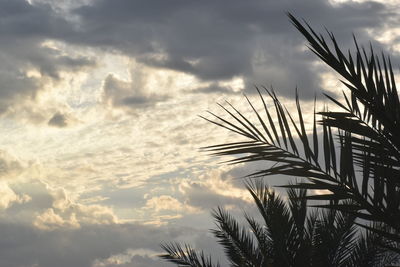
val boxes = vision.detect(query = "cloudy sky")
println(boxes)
[0,0,399,266]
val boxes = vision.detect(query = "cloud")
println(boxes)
[194,83,240,94]
[0,0,396,120]
[0,176,118,230]
[48,112,69,127]
[92,249,164,267]
[0,182,31,210]
[0,1,399,266]
[32,184,118,230]
[175,167,253,212]
[102,74,168,110]
[70,0,398,99]
[0,222,184,267]
[144,195,200,214]
[33,207,79,230]
[33,203,118,230]
[0,150,24,179]
[48,112,79,128]
[0,192,224,267]
[0,0,97,117]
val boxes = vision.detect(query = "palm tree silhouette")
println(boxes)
[200,13,400,243]
[161,180,399,266]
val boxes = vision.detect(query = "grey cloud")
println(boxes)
[195,83,239,94]
[0,0,396,115]
[69,0,397,98]
[0,0,94,114]
[97,254,165,267]
[6,180,53,221]
[27,46,96,79]
[0,222,181,267]
[182,181,249,211]
[186,167,290,211]
[0,42,95,112]
[0,0,74,39]
[103,73,168,110]
[0,219,231,267]
[31,0,92,10]
[0,69,38,113]
[0,151,24,179]
[0,179,198,267]
[48,111,79,128]
[48,112,72,128]
[56,54,95,69]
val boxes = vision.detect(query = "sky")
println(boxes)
[0,0,399,266]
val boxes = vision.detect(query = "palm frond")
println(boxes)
[345,225,400,267]
[289,13,400,232]
[244,213,273,262]
[160,243,220,267]
[160,182,397,267]
[211,207,262,267]
[202,14,400,242]
[286,185,308,239]
[311,207,358,266]
[245,180,296,266]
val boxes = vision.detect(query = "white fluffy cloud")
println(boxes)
[144,195,200,214]
[32,184,118,230]
[0,182,31,210]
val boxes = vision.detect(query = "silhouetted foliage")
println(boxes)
[161,13,400,267]
[161,180,399,266]
[201,13,400,244]
[160,243,220,267]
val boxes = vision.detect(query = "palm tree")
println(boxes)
[161,180,399,266]
[201,13,400,243]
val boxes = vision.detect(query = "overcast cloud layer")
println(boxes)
[0,0,399,266]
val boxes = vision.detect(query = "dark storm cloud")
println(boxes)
[0,0,71,38]
[27,46,96,79]
[70,0,397,98]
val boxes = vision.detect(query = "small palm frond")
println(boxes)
[311,208,358,266]
[245,180,295,266]
[244,213,274,263]
[286,185,314,266]
[211,207,262,267]
[160,183,397,267]
[345,225,400,267]
[160,243,220,267]
[286,185,308,240]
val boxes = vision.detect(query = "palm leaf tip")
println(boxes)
[159,243,219,267]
